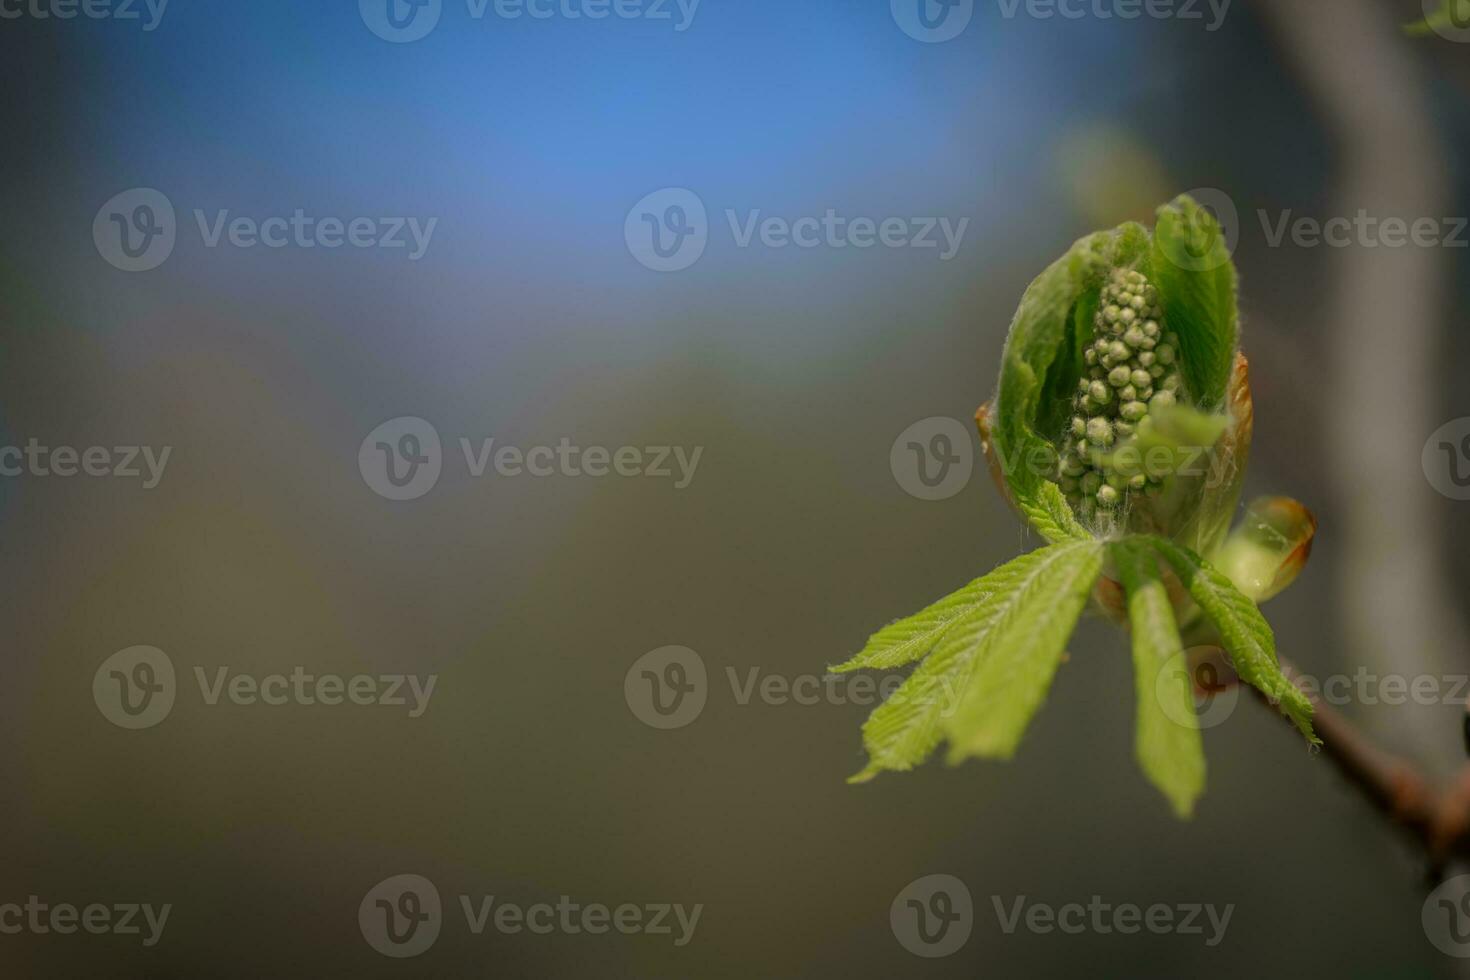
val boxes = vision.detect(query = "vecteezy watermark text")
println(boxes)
[623,646,964,729]
[995,0,1231,31]
[358,875,700,958]
[93,188,437,272]
[625,188,970,272]
[93,646,438,730]
[0,898,171,947]
[0,0,168,30]
[359,416,703,501]
[0,439,171,489]
[889,874,1232,958]
[359,0,700,43]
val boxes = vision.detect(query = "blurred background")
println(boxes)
[2,0,1469,975]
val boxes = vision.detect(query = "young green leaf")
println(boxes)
[1147,536,1318,744]
[1113,538,1205,819]
[831,576,992,674]
[849,541,1099,781]
[1150,195,1238,411]
[1018,481,1092,544]
[942,539,1105,763]
[993,233,1110,508]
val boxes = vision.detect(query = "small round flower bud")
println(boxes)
[1136,385,1153,402]
[1120,400,1148,422]
[1108,341,1129,363]
[1088,380,1112,405]
[1150,390,1176,411]
[1160,374,1182,394]
[1148,364,1165,379]
[1130,369,1152,389]
[1123,326,1146,348]
[1156,344,1176,365]
[1119,307,1137,325]
[1071,416,1086,437]
[1086,417,1114,446]
[1136,351,1156,367]
[1084,347,1097,366]
[1114,421,1134,438]
[1096,484,1120,508]
[1108,366,1131,387]
[1142,320,1160,338]
[1118,384,1137,402]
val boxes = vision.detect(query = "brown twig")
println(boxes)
[1200,648,1470,874]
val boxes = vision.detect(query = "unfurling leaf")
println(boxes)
[1113,538,1205,819]
[849,541,1101,781]
[942,539,1105,763]
[1150,196,1238,411]
[1148,536,1317,744]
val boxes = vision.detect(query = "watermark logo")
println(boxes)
[626,188,969,271]
[625,648,962,729]
[625,646,707,729]
[93,188,176,272]
[360,874,700,955]
[625,188,707,272]
[360,419,703,500]
[1155,186,1238,273]
[94,648,437,726]
[891,0,973,43]
[1424,874,1470,956]
[360,417,444,501]
[360,875,443,958]
[94,190,437,271]
[1424,418,1470,501]
[891,874,973,958]
[890,417,974,501]
[93,646,176,730]
[361,0,443,41]
[1153,648,1239,731]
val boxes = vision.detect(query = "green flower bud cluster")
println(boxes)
[1057,268,1185,521]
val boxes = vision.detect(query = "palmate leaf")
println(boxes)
[1148,536,1318,744]
[848,540,1102,782]
[943,539,1105,763]
[1113,538,1205,819]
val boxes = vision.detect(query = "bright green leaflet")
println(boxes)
[943,539,1105,763]
[1148,536,1318,743]
[1113,538,1205,818]
[830,575,992,675]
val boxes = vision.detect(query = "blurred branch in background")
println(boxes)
[1254,0,1468,781]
